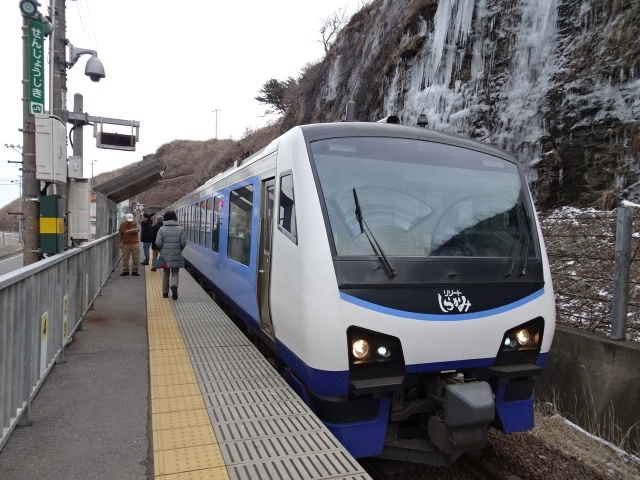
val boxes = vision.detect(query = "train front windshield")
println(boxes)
[310,136,536,259]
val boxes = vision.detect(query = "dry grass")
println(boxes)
[532,401,640,479]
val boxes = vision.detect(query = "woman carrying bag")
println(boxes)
[150,215,164,271]
[155,210,186,300]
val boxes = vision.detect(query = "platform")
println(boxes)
[0,258,371,480]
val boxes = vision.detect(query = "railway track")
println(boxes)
[458,452,523,480]
[358,453,523,480]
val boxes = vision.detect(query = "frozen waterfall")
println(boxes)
[383,0,559,185]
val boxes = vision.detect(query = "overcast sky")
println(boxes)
[0,0,360,210]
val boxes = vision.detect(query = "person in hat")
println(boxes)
[140,213,154,265]
[118,213,141,276]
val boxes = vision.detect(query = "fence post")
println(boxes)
[611,206,633,340]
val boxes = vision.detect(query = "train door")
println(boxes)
[257,178,275,342]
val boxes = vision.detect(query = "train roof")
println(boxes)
[172,121,520,207]
[297,122,518,163]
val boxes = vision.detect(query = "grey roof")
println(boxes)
[93,158,165,204]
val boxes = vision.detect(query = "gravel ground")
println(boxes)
[387,413,640,479]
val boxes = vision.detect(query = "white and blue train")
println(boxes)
[170,119,556,465]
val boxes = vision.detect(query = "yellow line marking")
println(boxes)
[146,266,229,480]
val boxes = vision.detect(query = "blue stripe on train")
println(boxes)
[339,288,545,321]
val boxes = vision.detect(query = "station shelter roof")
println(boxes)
[93,158,165,204]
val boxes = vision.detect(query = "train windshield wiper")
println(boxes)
[507,202,531,277]
[353,188,397,278]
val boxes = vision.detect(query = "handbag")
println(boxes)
[155,255,166,269]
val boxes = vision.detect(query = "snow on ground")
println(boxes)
[540,206,640,343]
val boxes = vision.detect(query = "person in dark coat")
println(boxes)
[155,210,186,300]
[150,215,163,271]
[139,213,154,265]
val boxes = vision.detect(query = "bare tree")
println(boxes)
[318,6,348,53]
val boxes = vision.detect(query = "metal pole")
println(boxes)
[68,93,85,249]
[12,177,23,242]
[72,95,84,165]
[22,15,40,265]
[212,109,220,139]
[611,206,632,340]
[52,0,69,248]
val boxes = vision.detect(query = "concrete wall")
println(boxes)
[536,325,640,453]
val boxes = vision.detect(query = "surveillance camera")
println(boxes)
[85,56,105,82]
[87,72,105,82]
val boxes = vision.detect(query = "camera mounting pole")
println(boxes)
[67,43,97,68]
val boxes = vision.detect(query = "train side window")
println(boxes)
[212,196,221,253]
[192,204,197,243]
[278,173,297,243]
[185,206,190,241]
[199,200,207,247]
[227,185,254,266]
[193,204,198,243]
[205,198,212,250]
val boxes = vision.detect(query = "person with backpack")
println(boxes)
[155,210,186,299]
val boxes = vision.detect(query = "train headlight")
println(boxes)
[516,329,530,345]
[377,346,391,358]
[495,317,545,365]
[352,339,370,359]
[347,326,405,380]
[503,328,531,348]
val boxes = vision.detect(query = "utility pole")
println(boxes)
[21,11,40,265]
[19,0,54,264]
[212,109,221,139]
[51,0,69,246]
[90,159,97,178]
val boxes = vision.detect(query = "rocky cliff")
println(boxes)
[286,0,639,210]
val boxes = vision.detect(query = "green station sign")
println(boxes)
[28,19,45,115]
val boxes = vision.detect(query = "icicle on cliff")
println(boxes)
[303,0,640,209]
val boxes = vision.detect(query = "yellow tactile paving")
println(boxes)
[153,445,226,476]
[153,425,217,451]
[150,372,199,388]
[152,395,207,415]
[153,409,212,431]
[150,359,194,370]
[149,349,191,364]
[150,363,198,377]
[155,468,229,480]
[145,266,230,480]
[151,383,203,400]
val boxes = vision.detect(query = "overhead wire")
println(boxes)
[79,0,100,51]
[72,0,98,51]
[65,0,101,109]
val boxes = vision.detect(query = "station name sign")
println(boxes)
[29,20,45,115]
